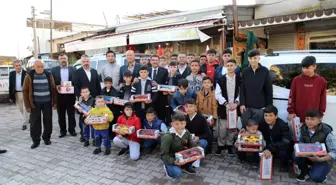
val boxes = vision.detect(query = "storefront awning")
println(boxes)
[227,8,336,30]
[64,35,127,53]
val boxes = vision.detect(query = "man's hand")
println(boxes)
[240,105,246,113]
[194,136,200,142]
[9,99,13,103]
[263,149,272,159]
[307,155,323,162]
[52,104,57,109]
[145,99,152,104]
[288,114,296,121]
[26,108,31,113]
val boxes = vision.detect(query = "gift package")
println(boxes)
[157,84,176,92]
[174,105,187,115]
[259,153,273,180]
[237,133,263,152]
[289,117,302,142]
[74,101,91,116]
[104,96,114,104]
[175,147,205,165]
[112,124,135,134]
[85,114,108,125]
[294,143,327,157]
[131,94,151,103]
[104,96,129,106]
[227,109,238,129]
[58,81,74,94]
[203,114,214,126]
[136,129,160,139]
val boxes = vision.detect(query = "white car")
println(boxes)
[259,50,336,133]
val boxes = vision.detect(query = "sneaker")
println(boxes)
[215,146,223,156]
[226,146,234,157]
[182,166,196,175]
[44,140,51,145]
[117,148,128,156]
[84,141,89,147]
[93,148,102,155]
[79,137,85,143]
[163,165,174,179]
[31,142,40,149]
[104,149,111,155]
[296,171,309,182]
[22,125,27,130]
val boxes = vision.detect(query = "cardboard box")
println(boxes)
[259,153,273,180]
[131,94,151,103]
[237,133,263,152]
[86,114,108,125]
[57,86,74,94]
[113,97,129,106]
[61,81,72,86]
[175,147,205,165]
[137,129,160,139]
[112,124,135,135]
[289,117,301,142]
[294,143,327,157]
[74,101,91,116]
[227,109,238,129]
[157,84,176,92]
[174,105,187,115]
[104,96,114,104]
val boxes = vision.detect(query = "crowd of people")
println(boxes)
[4,48,335,183]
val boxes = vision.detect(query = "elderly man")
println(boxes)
[22,60,57,149]
[9,59,29,130]
[101,50,121,90]
[51,54,77,138]
[119,50,141,85]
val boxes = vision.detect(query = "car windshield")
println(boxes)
[44,60,59,69]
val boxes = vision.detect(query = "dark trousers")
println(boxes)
[81,120,95,141]
[57,94,76,134]
[30,102,53,143]
[237,152,259,163]
[154,94,168,122]
[95,129,111,149]
[135,108,146,125]
[241,108,264,127]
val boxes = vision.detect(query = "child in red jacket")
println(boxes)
[113,102,141,160]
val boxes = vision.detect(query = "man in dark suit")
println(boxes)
[119,50,141,85]
[177,52,191,78]
[9,59,29,130]
[148,54,168,121]
[73,54,101,98]
[51,54,77,138]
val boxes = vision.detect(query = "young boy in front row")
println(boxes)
[258,105,292,172]
[77,87,95,146]
[130,65,158,122]
[143,108,168,153]
[113,102,141,160]
[171,79,197,110]
[161,112,197,179]
[294,110,335,183]
[86,96,114,155]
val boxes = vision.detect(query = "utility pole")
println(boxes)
[50,0,53,59]
[31,6,38,59]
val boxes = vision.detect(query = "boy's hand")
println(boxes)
[239,128,245,134]
[263,149,272,159]
[307,155,323,162]
[168,92,174,95]
[163,92,168,95]
[288,114,296,120]
[174,161,181,166]
[78,96,83,102]
[193,136,200,142]
[230,103,238,110]
[117,135,123,139]
[129,99,136,103]
[145,99,152,104]
[133,78,139,84]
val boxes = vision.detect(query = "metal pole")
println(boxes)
[32,6,38,59]
[50,0,53,59]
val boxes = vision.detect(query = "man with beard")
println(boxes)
[101,50,121,90]
[119,50,141,85]
[51,54,77,138]
[177,52,191,79]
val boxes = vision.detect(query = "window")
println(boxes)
[97,60,108,73]
[270,63,336,95]
[91,60,97,70]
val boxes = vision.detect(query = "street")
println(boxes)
[0,104,335,185]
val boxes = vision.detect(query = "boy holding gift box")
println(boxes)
[130,65,158,122]
[258,105,292,172]
[113,102,141,160]
[101,77,120,139]
[215,59,240,156]
[77,87,95,145]
[86,96,114,155]
[142,108,168,154]
[294,110,335,183]
[161,112,197,179]
[171,79,197,110]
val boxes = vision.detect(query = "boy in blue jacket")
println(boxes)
[143,107,168,153]
[171,79,197,110]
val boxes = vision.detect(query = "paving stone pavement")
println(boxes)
[0,104,335,185]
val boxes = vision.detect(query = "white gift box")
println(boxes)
[86,114,108,125]
[294,143,327,157]
[259,153,273,180]
[289,117,302,142]
[58,86,74,94]
[227,109,238,129]
[131,94,151,103]
[137,129,160,139]
[113,97,129,106]
[61,81,72,87]
[112,124,135,134]
[157,84,176,92]
[74,101,91,116]
[175,146,205,165]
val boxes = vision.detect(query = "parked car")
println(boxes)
[0,65,14,100]
[259,50,336,133]
[25,58,59,73]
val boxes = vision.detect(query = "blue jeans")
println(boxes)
[164,162,192,179]
[198,139,208,151]
[294,154,331,183]
[144,139,160,149]
[95,130,111,149]
[81,120,95,141]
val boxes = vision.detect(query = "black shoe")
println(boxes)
[118,148,128,156]
[69,131,77,137]
[93,148,102,154]
[92,139,96,147]
[31,143,40,149]
[182,166,196,175]
[79,137,85,143]
[144,148,155,154]
[44,140,51,145]
[226,146,234,157]
[104,149,111,155]
[0,149,7,154]
[59,132,67,138]
[22,125,27,130]
[215,146,224,156]
[296,171,309,182]
[84,141,89,147]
